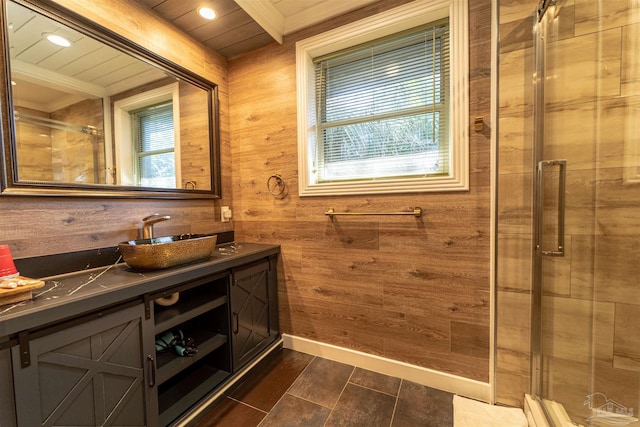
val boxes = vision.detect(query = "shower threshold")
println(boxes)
[524,394,584,427]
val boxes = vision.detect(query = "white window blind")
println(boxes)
[131,102,176,188]
[313,21,450,183]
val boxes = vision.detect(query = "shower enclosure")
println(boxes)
[14,111,105,184]
[497,0,640,425]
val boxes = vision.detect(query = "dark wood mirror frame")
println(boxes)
[0,0,222,199]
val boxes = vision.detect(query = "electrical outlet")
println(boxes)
[221,206,232,223]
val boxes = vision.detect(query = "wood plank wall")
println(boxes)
[0,0,233,258]
[229,0,493,382]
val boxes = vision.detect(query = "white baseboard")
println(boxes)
[282,333,492,403]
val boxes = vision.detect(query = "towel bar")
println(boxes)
[325,207,422,217]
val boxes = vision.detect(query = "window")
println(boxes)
[296,0,468,196]
[131,102,176,188]
[315,23,449,182]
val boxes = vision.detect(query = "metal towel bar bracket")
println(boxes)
[325,207,422,218]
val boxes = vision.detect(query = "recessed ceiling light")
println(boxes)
[44,33,71,47]
[198,7,217,20]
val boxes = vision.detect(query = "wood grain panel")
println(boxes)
[542,296,615,364]
[229,0,493,382]
[172,2,241,34]
[591,358,640,418]
[541,236,571,297]
[178,81,212,189]
[622,23,640,96]
[497,172,532,234]
[499,48,534,113]
[575,0,640,36]
[497,233,531,292]
[614,303,640,372]
[573,235,640,305]
[546,28,622,107]
[451,320,491,359]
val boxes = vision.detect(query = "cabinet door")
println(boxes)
[231,260,272,370]
[12,303,157,426]
[0,347,16,427]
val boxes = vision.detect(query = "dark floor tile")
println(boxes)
[349,368,401,396]
[287,357,354,408]
[391,380,454,427]
[325,383,396,427]
[229,348,314,412]
[193,397,265,427]
[258,394,331,427]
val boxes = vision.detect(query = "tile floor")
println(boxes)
[193,347,454,427]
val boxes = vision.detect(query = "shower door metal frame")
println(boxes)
[531,0,568,401]
[530,0,547,398]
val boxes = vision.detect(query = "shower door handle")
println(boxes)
[537,159,566,256]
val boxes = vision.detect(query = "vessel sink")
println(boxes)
[118,233,217,270]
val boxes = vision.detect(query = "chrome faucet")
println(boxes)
[142,213,171,239]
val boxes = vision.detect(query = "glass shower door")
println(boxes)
[533,0,640,425]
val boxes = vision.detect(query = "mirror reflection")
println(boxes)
[5,0,217,193]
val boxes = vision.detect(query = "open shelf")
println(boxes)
[155,294,226,333]
[151,275,232,421]
[156,332,227,385]
[158,362,230,427]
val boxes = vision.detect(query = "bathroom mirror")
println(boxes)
[0,0,221,198]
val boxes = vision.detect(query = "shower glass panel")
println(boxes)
[14,112,105,184]
[531,0,640,425]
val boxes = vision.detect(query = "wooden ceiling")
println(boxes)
[134,0,381,59]
[135,0,275,58]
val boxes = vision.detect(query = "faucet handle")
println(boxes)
[141,214,171,239]
[143,213,171,223]
[144,214,171,223]
[143,213,161,222]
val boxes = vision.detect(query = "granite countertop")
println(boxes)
[0,242,280,338]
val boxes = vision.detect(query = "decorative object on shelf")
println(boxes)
[0,244,18,280]
[155,330,198,357]
[0,276,45,306]
[267,174,288,199]
[155,292,179,306]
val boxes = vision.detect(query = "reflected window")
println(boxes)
[131,102,176,187]
[112,82,181,188]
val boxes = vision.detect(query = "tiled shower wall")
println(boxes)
[497,0,640,417]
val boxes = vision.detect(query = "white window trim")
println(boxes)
[111,83,181,187]
[296,0,469,196]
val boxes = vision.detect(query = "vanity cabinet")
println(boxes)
[2,243,280,427]
[230,256,278,371]
[11,303,156,426]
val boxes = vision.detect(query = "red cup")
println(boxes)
[0,245,19,280]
